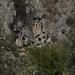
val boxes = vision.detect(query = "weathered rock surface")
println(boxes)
[0,0,75,46]
[0,0,16,34]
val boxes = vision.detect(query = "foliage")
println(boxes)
[0,22,37,75]
[0,39,37,75]
[66,13,75,75]
[0,23,36,75]
[0,49,34,75]
[13,0,28,16]
[27,45,67,75]
[66,13,75,27]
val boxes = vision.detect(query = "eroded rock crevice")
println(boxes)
[0,0,75,47]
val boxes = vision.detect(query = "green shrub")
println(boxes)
[66,13,75,27]
[27,45,67,75]
[66,13,75,75]
[0,34,36,75]
[13,0,28,16]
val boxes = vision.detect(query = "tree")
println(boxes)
[66,13,75,27]
[0,37,36,75]
[27,45,67,75]
[66,13,75,75]
[13,0,28,16]
[0,19,36,75]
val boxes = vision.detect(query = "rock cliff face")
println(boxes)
[0,0,16,33]
[0,0,75,47]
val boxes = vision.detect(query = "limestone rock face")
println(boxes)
[0,0,75,46]
[0,0,16,34]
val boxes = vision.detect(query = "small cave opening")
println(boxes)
[62,29,67,34]
[33,17,37,20]
[46,36,49,39]
[38,38,42,41]
[35,34,40,38]
[43,36,45,39]
[16,30,20,33]
[42,14,46,18]
[36,43,40,46]
[31,41,34,44]
[14,39,16,41]
[33,17,41,20]
[44,40,46,44]
[27,42,31,46]
[42,32,45,34]
[23,44,27,47]
[13,30,20,33]
[22,37,25,40]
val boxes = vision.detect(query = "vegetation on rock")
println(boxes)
[26,45,67,75]
[66,13,75,75]
[0,1,75,75]
[13,0,28,16]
